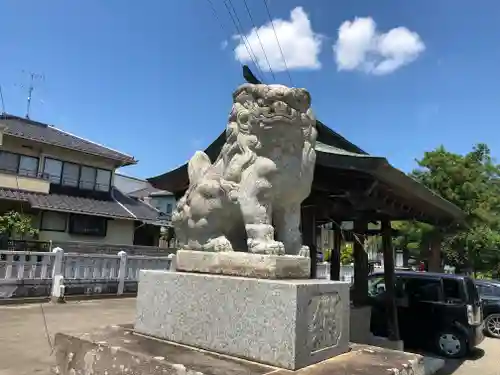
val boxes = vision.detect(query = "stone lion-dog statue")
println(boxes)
[172,83,317,256]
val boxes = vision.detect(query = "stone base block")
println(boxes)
[52,326,444,375]
[52,325,275,375]
[134,270,350,370]
[350,305,375,344]
[175,250,311,279]
[370,336,405,351]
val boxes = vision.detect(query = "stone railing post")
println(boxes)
[168,253,176,271]
[51,247,64,278]
[117,251,128,295]
[51,247,65,302]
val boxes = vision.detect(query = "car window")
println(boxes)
[405,278,442,302]
[368,276,386,297]
[477,285,494,296]
[368,275,406,300]
[443,278,464,303]
[465,278,479,303]
[478,284,500,297]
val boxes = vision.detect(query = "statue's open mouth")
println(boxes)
[257,101,304,123]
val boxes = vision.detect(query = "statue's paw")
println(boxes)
[203,236,234,252]
[248,239,285,255]
[299,245,310,258]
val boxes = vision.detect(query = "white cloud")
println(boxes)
[234,7,322,72]
[333,17,425,75]
[220,40,228,50]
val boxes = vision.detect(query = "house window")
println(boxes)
[79,166,96,190]
[18,156,39,177]
[43,157,112,192]
[43,158,63,183]
[95,169,111,192]
[0,151,39,177]
[61,162,79,187]
[0,151,20,174]
[166,203,172,214]
[69,214,107,236]
[40,211,67,231]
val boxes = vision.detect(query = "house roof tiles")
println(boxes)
[0,187,161,222]
[0,114,136,165]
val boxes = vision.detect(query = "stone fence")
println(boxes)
[50,241,177,256]
[316,262,355,284]
[0,248,173,300]
[2,239,176,256]
[0,251,348,301]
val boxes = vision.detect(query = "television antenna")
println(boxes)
[17,71,45,119]
[0,84,6,115]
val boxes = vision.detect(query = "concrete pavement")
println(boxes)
[0,298,498,375]
[436,337,500,375]
[0,298,136,375]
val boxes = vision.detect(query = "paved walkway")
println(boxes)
[437,338,500,375]
[0,298,498,375]
[0,298,136,375]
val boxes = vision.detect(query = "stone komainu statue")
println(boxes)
[172,83,317,256]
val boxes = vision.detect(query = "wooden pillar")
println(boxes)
[301,206,317,279]
[330,226,341,280]
[352,220,368,306]
[381,218,400,341]
[428,230,443,272]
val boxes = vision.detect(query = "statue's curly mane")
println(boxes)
[219,109,259,184]
[173,82,317,254]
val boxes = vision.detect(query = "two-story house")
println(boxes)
[0,114,164,248]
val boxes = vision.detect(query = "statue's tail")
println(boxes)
[188,151,212,185]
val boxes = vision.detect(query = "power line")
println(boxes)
[241,0,276,81]
[262,0,293,86]
[204,0,264,82]
[204,0,229,34]
[223,0,266,82]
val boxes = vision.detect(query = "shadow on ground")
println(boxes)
[436,348,485,375]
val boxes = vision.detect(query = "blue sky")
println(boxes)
[1,0,499,179]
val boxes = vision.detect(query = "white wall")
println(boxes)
[150,195,176,215]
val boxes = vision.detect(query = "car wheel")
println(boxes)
[485,314,500,338]
[435,331,467,358]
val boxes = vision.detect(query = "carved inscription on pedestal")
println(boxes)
[308,292,342,353]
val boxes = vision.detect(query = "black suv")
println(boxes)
[367,271,484,358]
[474,279,500,338]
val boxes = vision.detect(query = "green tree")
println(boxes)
[0,211,38,239]
[340,242,353,265]
[400,143,500,274]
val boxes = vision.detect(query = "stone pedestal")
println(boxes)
[175,249,311,279]
[134,270,350,370]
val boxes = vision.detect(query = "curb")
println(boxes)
[0,293,136,306]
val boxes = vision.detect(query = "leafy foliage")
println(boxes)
[340,242,353,265]
[0,211,38,238]
[396,143,500,274]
